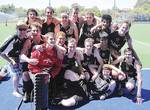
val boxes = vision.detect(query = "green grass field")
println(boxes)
[0,22,150,67]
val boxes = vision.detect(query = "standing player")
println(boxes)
[0,21,28,97]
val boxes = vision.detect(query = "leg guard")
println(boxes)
[23,79,34,103]
[34,73,49,110]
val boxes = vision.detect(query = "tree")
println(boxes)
[135,0,150,7]
[55,6,69,17]
[133,1,150,14]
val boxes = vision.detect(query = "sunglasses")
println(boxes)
[19,28,27,31]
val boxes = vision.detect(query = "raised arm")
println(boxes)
[126,34,142,67]
[71,22,79,43]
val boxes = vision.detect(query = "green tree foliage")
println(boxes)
[134,1,150,14]
[55,6,69,17]
[135,0,149,7]
[0,3,102,18]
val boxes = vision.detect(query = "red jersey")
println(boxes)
[28,44,62,78]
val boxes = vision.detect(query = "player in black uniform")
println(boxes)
[55,12,78,45]
[70,5,84,35]
[59,38,88,107]
[41,6,60,35]
[0,20,28,97]
[91,14,112,35]
[80,38,104,99]
[109,20,141,66]
[94,31,111,64]
[78,11,96,47]
[112,48,142,104]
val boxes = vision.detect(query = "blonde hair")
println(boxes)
[56,31,66,39]
[68,38,76,45]
[84,38,94,45]
[43,32,55,39]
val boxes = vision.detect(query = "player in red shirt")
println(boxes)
[28,32,66,78]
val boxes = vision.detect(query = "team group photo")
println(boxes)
[0,0,150,110]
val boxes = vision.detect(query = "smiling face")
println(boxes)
[45,8,54,19]
[17,28,27,39]
[102,67,111,79]
[67,38,76,53]
[84,38,94,54]
[124,50,133,62]
[61,13,69,24]
[68,42,76,53]
[85,12,94,25]
[45,33,56,47]
[118,22,129,36]
[100,37,108,48]
[56,35,66,46]
[28,11,37,21]
[71,8,79,19]
[124,48,134,63]
[101,19,110,30]
[31,26,40,36]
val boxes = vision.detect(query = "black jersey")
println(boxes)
[81,48,97,70]
[0,34,27,61]
[120,58,137,77]
[78,23,95,47]
[109,31,126,51]
[75,18,80,34]
[41,22,55,35]
[98,48,110,64]
[60,24,75,42]
[63,52,77,69]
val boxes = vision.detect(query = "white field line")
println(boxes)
[142,68,150,70]
[133,39,150,48]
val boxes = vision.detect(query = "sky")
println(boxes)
[0,0,137,10]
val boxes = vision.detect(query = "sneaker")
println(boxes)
[13,91,23,97]
[23,92,31,103]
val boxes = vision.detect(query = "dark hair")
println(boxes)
[27,8,38,16]
[101,14,112,23]
[45,6,54,13]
